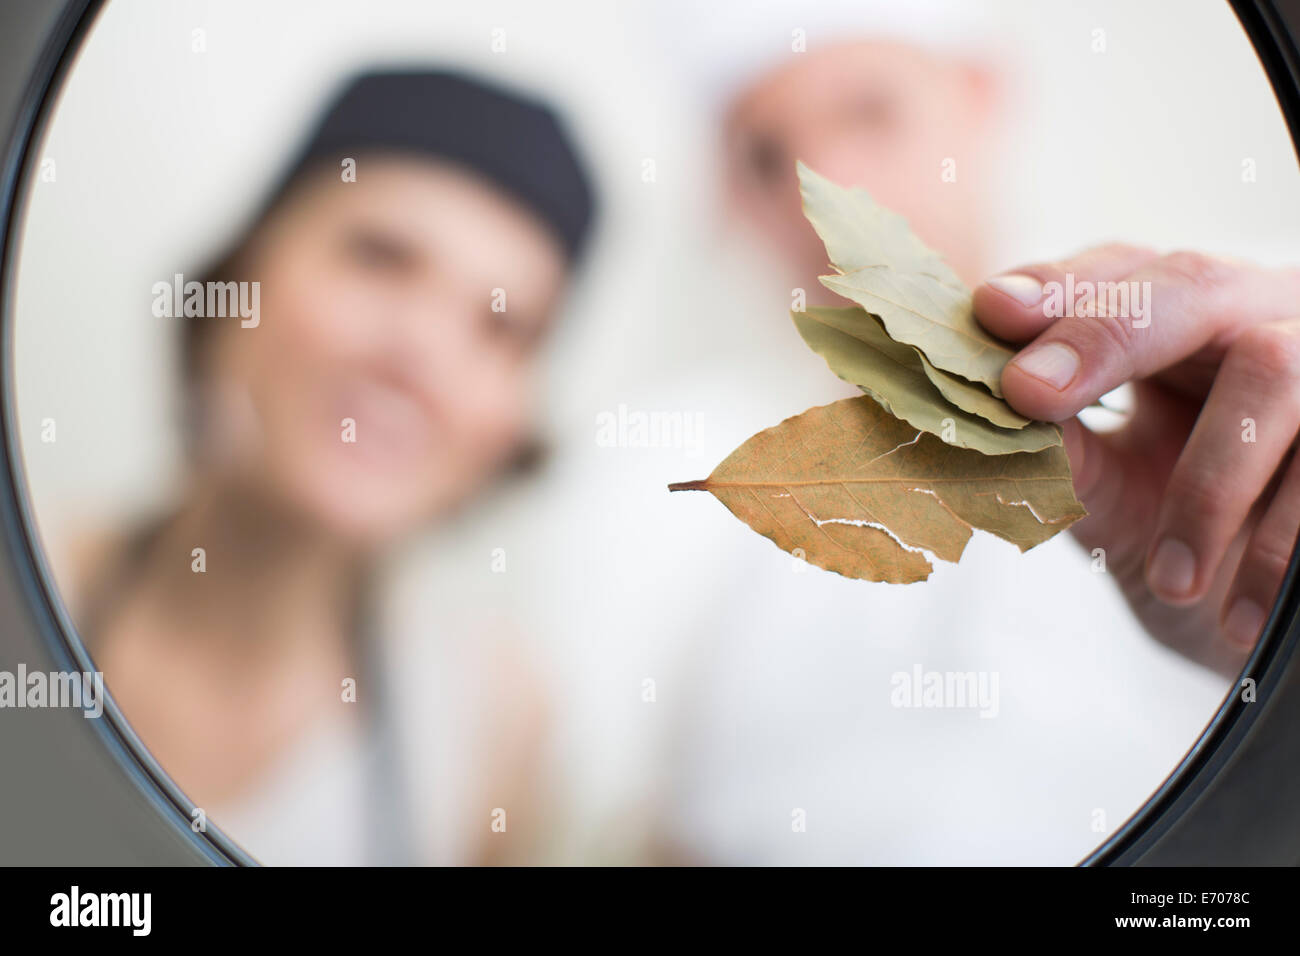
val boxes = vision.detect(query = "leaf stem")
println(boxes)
[667,479,709,492]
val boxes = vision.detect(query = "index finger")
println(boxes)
[979,251,1299,422]
[973,243,1160,343]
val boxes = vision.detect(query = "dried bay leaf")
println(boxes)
[913,350,1032,430]
[820,267,1014,397]
[798,162,1017,397]
[668,396,1086,583]
[668,162,1084,584]
[795,297,1040,429]
[791,306,1060,454]
[798,161,965,289]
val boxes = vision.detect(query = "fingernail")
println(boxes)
[1012,342,1079,390]
[1148,538,1197,599]
[986,273,1044,307]
[1223,598,1266,648]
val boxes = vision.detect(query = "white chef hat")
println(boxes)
[654,0,999,112]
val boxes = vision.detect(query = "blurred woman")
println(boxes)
[70,70,595,864]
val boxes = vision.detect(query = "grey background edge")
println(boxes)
[0,0,231,866]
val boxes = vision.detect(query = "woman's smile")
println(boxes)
[329,373,439,470]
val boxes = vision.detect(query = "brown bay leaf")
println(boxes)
[791,306,1060,454]
[668,396,1086,583]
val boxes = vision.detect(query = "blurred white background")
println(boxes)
[11,0,1300,863]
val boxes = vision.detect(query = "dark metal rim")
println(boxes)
[1,0,1298,868]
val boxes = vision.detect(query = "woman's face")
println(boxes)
[206,154,568,544]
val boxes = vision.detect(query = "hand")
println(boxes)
[973,245,1300,676]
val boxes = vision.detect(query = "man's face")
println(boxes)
[723,39,995,293]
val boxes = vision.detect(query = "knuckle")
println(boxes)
[1229,323,1300,381]
[1166,469,1228,528]
[1157,249,1236,300]
[1075,306,1138,368]
[1247,527,1296,581]
[1092,241,1152,262]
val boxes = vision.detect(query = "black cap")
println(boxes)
[272,69,596,259]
